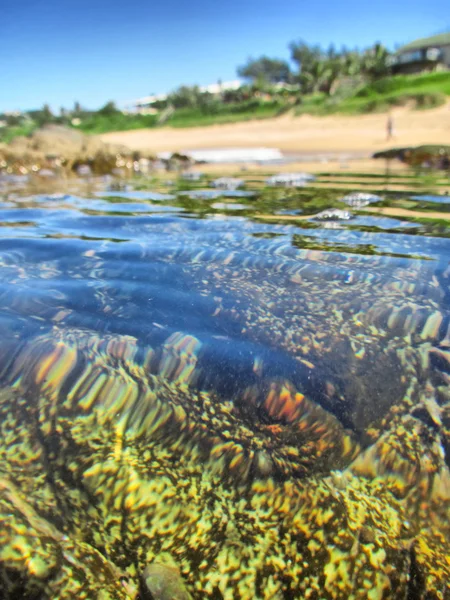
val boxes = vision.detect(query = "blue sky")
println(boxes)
[0,0,448,112]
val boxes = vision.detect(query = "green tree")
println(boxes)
[167,85,203,109]
[27,104,54,126]
[361,43,390,80]
[289,41,323,78]
[237,56,291,83]
[97,101,120,116]
[288,39,389,95]
[42,103,53,120]
[341,49,363,78]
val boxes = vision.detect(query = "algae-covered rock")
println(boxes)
[0,327,449,598]
[373,144,450,169]
[1,124,139,176]
[0,476,133,599]
[143,563,192,600]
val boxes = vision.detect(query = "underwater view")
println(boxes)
[0,168,450,599]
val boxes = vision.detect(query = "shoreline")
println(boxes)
[98,102,450,157]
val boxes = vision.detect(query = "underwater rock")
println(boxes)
[0,328,360,482]
[0,226,449,598]
[0,474,132,599]
[0,328,449,598]
[143,562,192,600]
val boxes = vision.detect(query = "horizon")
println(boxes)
[1,0,449,113]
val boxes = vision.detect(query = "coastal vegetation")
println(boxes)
[1,40,449,142]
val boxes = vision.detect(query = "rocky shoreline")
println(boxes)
[0,124,160,178]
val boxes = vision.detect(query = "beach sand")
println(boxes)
[99,102,450,156]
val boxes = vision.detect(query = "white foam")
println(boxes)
[159,147,284,163]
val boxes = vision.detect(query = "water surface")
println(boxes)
[0,172,449,599]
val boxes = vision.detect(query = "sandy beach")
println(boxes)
[99,102,450,156]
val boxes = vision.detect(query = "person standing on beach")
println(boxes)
[386,113,394,141]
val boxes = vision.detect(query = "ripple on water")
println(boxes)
[411,193,450,205]
[0,178,449,598]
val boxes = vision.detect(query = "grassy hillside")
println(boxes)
[76,99,286,133]
[77,113,159,134]
[354,71,450,96]
[296,71,450,116]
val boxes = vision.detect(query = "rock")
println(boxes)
[142,563,192,600]
[3,125,141,176]
[30,124,95,156]
[373,145,450,169]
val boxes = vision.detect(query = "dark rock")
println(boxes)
[373,145,450,170]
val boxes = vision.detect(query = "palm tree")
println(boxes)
[361,43,390,80]
[300,60,333,94]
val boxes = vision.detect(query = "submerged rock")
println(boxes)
[0,322,449,597]
[143,563,192,600]
[0,221,449,597]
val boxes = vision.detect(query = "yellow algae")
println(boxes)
[77,371,108,411]
[367,586,384,600]
[368,548,386,569]
[0,328,449,598]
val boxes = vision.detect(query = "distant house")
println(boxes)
[389,33,450,74]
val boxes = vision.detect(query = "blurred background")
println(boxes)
[1,0,449,173]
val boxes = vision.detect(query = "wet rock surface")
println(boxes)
[0,124,151,176]
[373,144,450,170]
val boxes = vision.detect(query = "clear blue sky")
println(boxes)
[0,0,448,112]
